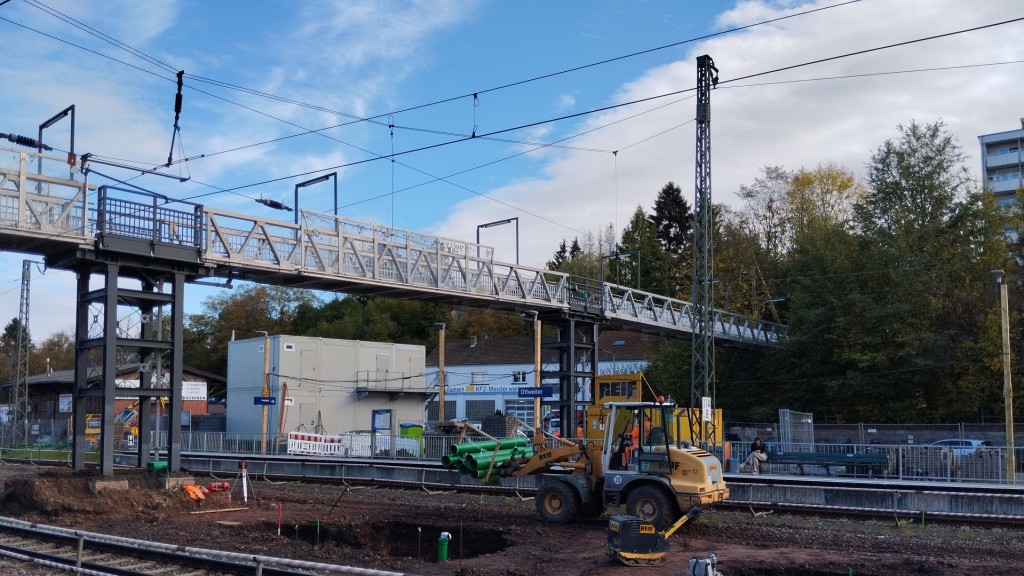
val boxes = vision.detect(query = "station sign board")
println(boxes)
[518,386,553,398]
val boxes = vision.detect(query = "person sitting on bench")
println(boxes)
[741,436,768,474]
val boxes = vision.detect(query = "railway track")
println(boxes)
[0,516,415,576]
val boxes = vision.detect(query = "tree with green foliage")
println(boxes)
[613,206,673,295]
[0,318,30,383]
[737,165,793,262]
[649,122,1020,424]
[184,284,318,375]
[762,163,866,416]
[546,240,569,270]
[775,120,1013,422]
[650,182,693,298]
[712,205,775,318]
[547,225,616,280]
[293,296,446,344]
[33,330,74,374]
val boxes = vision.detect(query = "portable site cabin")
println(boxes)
[226,335,430,437]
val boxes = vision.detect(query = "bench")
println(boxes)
[766,450,889,477]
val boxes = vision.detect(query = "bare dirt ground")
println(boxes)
[1,463,1023,576]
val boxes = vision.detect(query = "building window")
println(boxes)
[426,400,456,422]
[512,371,526,383]
[471,372,488,385]
[466,400,496,423]
[989,170,1022,182]
[989,145,1020,155]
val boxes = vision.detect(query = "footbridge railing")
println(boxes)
[0,147,93,247]
[0,146,784,346]
[599,282,785,345]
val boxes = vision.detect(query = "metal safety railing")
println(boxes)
[0,147,93,243]
[729,440,1023,484]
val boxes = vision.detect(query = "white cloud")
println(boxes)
[433,0,1024,268]
[16,0,180,48]
[292,1,475,79]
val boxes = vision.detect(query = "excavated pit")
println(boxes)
[274,520,510,559]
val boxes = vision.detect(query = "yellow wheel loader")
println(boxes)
[497,400,728,531]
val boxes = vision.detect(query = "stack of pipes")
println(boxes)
[440,437,533,479]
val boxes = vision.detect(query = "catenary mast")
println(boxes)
[690,55,719,447]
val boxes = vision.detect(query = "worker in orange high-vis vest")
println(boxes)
[623,414,651,465]
[631,414,652,449]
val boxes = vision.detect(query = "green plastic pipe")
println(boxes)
[469,448,534,468]
[465,448,524,464]
[448,437,529,456]
[469,451,535,475]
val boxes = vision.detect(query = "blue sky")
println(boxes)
[1,0,1022,341]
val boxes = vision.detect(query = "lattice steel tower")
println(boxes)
[690,55,719,446]
[12,260,32,446]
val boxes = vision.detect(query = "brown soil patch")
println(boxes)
[1,463,1022,575]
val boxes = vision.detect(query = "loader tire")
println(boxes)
[625,485,676,530]
[536,481,580,524]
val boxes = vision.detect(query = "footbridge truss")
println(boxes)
[0,147,785,347]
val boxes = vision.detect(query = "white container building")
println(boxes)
[226,335,429,437]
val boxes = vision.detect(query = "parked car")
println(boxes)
[929,439,992,457]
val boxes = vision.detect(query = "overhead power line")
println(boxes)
[720,16,1024,86]
[23,0,179,74]
[196,12,1024,197]
[6,0,865,169]
[7,4,1023,244]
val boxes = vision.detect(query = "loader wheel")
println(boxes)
[536,482,580,523]
[625,485,676,530]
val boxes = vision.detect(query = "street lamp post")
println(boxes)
[38,105,75,181]
[435,323,446,422]
[293,172,338,225]
[993,270,1016,482]
[476,217,519,265]
[519,310,542,429]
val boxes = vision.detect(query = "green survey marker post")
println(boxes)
[438,531,452,562]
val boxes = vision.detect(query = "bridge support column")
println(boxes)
[541,314,598,437]
[71,263,184,476]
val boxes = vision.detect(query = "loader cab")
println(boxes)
[603,401,674,473]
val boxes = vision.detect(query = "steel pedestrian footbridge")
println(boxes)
[0,146,784,347]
